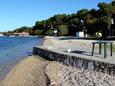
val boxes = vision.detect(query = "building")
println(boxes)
[76,31,88,38]
[14,32,29,36]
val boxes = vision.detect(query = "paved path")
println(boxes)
[45,37,115,64]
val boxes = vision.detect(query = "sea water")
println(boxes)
[0,36,43,80]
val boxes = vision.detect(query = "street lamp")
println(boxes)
[111,19,114,25]
[80,20,87,37]
[110,18,114,36]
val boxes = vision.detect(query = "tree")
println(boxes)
[85,19,97,35]
[77,9,89,19]
[96,16,112,37]
[34,29,43,35]
[68,18,80,36]
[90,9,98,18]
[13,26,32,33]
[98,2,112,17]
[57,25,68,36]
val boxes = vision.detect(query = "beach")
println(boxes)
[1,36,115,86]
[0,37,43,80]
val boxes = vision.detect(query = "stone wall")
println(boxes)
[33,46,115,76]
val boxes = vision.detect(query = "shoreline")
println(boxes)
[0,56,50,86]
[0,36,43,81]
[0,36,53,85]
[1,36,115,86]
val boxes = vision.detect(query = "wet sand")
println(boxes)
[0,56,49,86]
[0,37,51,86]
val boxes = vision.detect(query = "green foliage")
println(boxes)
[90,9,98,17]
[86,19,97,35]
[13,26,34,35]
[98,2,113,17]
[58,25,68,36]
[67,18,81,36]
[45,29,53,35]
[32,1,115,37]
[112,1,115,6]
[77,9,89,19]
[96,16,111,37]
[98,2,108,9]
[34,29,43,35]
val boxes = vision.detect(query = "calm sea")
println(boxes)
[0,36,43,80]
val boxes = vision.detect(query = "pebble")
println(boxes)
[54,63,115,86]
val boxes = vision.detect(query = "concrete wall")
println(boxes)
[33,46,115,76]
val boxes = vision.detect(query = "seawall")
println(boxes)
[33,46,115,76]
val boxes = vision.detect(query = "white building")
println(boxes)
[19,32,30,36]
[76,31,85,38]
[14,32,30,36]
[0,34,3,36]
[76,31,88,38]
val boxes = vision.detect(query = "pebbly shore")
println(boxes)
[46,62,115,86]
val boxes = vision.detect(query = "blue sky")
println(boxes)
[0,0,112,32]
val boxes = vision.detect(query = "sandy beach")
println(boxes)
[0,56,49,86]
[1,36,115,86]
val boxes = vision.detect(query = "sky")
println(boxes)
[0,0,112,32]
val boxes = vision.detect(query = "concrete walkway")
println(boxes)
[44,36,115,64]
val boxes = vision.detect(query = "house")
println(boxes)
[19,32,29,36]
[14,33,19,36]
[76,31,84,37]
[14,32,30,36]
[76,31,88,38]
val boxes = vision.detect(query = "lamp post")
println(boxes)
[50,24,58,37]
[111,19,114,25]
[80,20,87,37]
[110,19,114,36]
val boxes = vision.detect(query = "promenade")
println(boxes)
[44,36,115,64]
